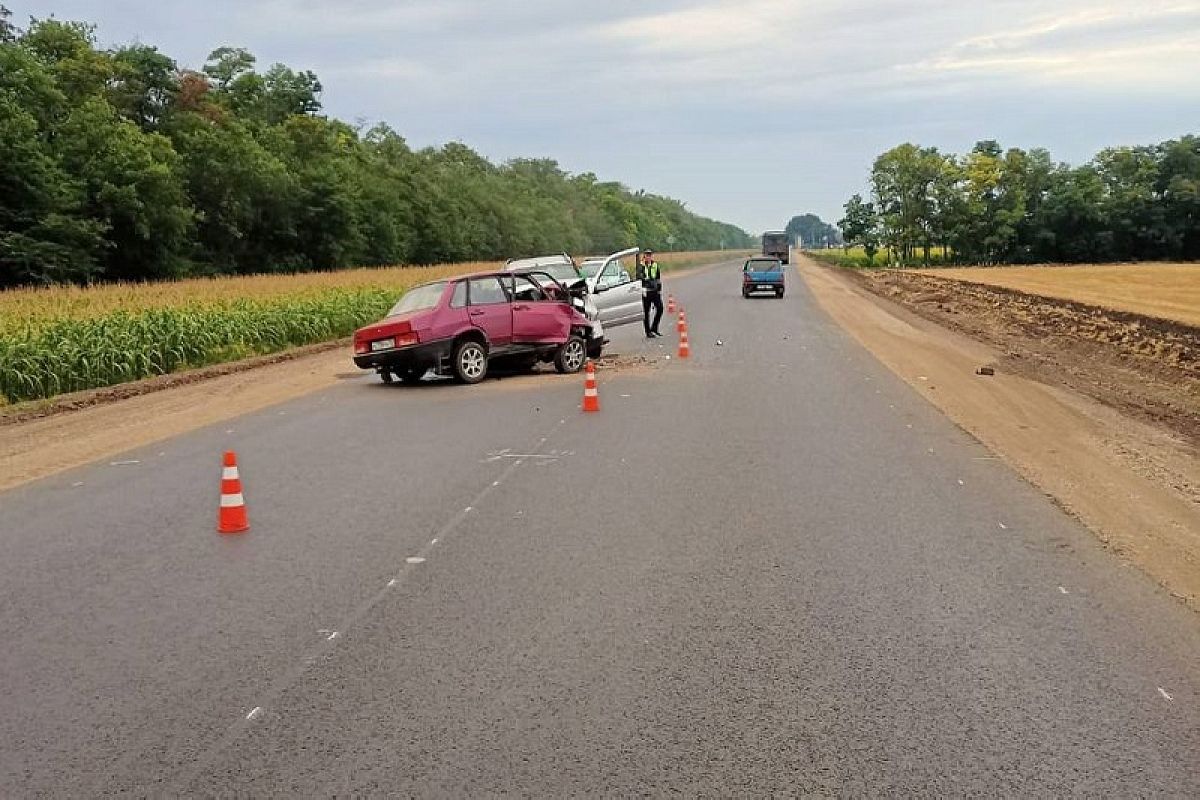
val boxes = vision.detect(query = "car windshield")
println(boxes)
[579,260,605,278]
[534,264,581,284]
[388,282,445,316]
[746,261,780,272]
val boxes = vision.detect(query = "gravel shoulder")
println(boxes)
[801,257,1200,609]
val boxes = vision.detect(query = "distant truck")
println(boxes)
[761,231,790,264]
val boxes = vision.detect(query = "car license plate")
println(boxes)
[371,338,395,352]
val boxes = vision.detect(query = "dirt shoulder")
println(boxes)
[800,257,1200,610]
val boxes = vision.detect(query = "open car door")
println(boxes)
[585,247,642,328]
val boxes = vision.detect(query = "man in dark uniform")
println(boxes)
[636,249,664,338]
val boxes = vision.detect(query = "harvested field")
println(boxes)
[918,264,1200,327]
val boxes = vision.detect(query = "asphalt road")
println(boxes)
[2,261,1199,795]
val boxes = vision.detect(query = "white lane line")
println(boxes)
[1158,687,1173,701]
[406,557,425,564]
[246,707,263,721]
[110,460,140,466]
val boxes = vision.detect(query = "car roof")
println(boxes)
[504,253,573,270]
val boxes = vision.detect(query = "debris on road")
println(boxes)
[715,339,724,346]
[976,366,996,376]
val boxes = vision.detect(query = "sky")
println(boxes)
[9,0,1200,234]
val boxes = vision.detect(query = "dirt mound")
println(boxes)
[857,270,1200,444]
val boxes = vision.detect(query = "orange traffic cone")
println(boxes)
[582,360,600,413]
[676,308,686,332]
[667,294,676,314]
[218,451,249,534]
[678,324,691,359]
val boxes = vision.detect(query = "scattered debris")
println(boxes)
[976,366,996,376]
[715,339,724,346]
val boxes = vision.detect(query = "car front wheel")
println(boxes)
[554,335,587,374]
[452,340,488,384]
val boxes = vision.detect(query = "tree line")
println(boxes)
[838,137,1200,266]
[0,10,752,287]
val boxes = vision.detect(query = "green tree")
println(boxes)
[839,194,881,264]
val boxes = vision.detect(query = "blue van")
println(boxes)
[742,257,785,298]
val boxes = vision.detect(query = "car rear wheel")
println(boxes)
[379,369,394,384]
[554,335,587,374]
[776,288,785,298]
[452,340,488,384]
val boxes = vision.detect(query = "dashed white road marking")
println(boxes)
[109,460,140,466]
[246,707,263,721]
[1158,687,1173,702]
[406,557,425,564]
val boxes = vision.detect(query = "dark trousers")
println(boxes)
[643,291,663,335]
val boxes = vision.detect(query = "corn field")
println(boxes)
[0,263,481,404]
[0,252,737,405]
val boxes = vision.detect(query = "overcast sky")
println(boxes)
[10,0,1200,233]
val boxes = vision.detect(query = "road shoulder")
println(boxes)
[800,257,1200,609]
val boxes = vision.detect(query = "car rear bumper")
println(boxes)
[353,340,451,371]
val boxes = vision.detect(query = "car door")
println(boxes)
[467,276,513,348]
[510,274,570,343]
[587,247,642,327]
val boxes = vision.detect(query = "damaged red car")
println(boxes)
[352,270,602,384]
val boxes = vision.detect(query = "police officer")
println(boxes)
[636,249,664,338]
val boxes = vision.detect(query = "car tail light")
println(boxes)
[396,332,419,347]
[354,341,369,354]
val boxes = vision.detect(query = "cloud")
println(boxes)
[908,2,1200,89]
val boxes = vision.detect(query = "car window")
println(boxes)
[468,277,509,305]
[449,281,467,308]
[745,260,780,271]
[512,275,547,302]
[388,282,445,316]
[599,259,629,286]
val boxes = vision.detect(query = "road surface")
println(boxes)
[2,261,1198,795]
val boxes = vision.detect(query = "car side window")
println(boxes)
[468,277,509,305]
[450,281,467,307]
[512,276,547,303]
[599,259,625,288]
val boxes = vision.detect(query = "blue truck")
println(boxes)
[742,257,785,298]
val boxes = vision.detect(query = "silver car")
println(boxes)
[581,247,643,329]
